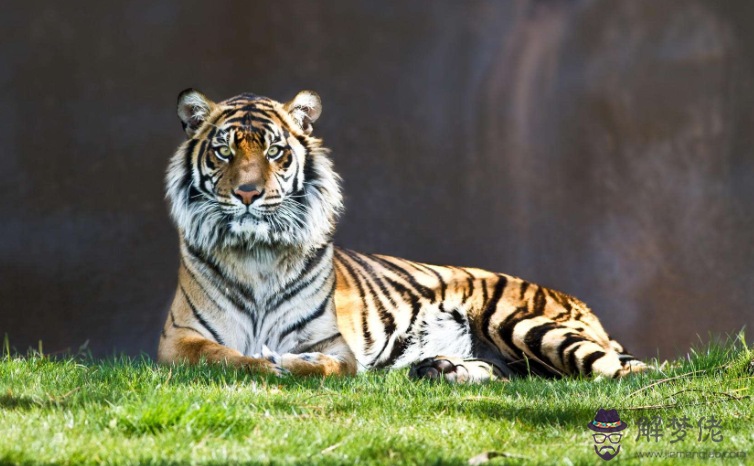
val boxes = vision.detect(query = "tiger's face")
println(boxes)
[166,90,342,252]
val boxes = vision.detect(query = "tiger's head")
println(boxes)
[166,90,342,253]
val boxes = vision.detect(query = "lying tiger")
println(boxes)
[157,89,648,383]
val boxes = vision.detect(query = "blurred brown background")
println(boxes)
[2,0,753,360]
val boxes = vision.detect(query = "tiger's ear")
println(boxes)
[284,90,322,135]
[177,89,216,138]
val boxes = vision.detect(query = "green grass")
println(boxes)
[1,335,752,466]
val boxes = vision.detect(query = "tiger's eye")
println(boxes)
[267,146,280,158]
[218,146,231,157]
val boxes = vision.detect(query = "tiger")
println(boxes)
[157,88,648,383]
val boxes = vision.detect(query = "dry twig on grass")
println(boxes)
[627,369,707,398]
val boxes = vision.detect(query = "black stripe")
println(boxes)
[343,256,396,338]
[461,280,471,304]
[496,306,528,359]
[358,273,397,336]
[555,333,585,373]
[371,338,392,366]
[185,243,259,311]
[362,253,435,301]
[333,250,367,301]
[519,281,529,299]
[208,108,238,126]
[183,248,259,335]
[551,309,574,322]
[197,142,216,196]
[453,266,476,281]
[581,351,606,376]
[544,289,573,322]
[399,257,430,275]
[203,142,216,171]
[366,275,420,367]
[223,114,275,126]
[296,332,342,353]
[565,345,581,375]
[267,244,331,310]
[187,185,206,206]
[481,276,507,343]
[169,309,204,337]
[180,258,224,314]
[522,322,561,368]
[494,287,547,359]
[301,152,319,199]
[545,288,572,311]
[373,336,410,369]
[415,262,446,302]
[385,277,422,333]
[339,249,398,308]
[180,285,225,345]
[268,268,326,312]
[334,251,374,352]
[531,286,547,315]
[179,139,200,196]
[280,277,335,338]
[455,267,476,303]
[449,308,466,326]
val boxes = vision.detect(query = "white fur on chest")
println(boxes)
[215,247,306,303]
[204,245,335,356]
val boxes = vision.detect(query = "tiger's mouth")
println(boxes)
[229,202,290,225]
[251,202,283,213]
[234,208,278,223]
[224,201,283,217]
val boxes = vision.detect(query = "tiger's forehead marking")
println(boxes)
[213,97,287,142]
[235,130,263,151]
[192,93,304,148]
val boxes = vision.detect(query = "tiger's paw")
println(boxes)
[253,348,340,377]
[248,346,288,376]
[409,357,506,384]
[236,356,287,376]
[615,360,653,378]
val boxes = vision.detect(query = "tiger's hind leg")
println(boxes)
[408,356,508,384]
[498,317,649,379]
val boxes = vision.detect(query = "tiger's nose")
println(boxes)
[233,184,262,205]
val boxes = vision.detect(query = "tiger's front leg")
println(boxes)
[158,333,286,375]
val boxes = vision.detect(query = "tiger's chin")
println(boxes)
[228,214,270,236]
[223,213,307,250]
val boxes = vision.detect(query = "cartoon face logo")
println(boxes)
[588,408,627,461]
